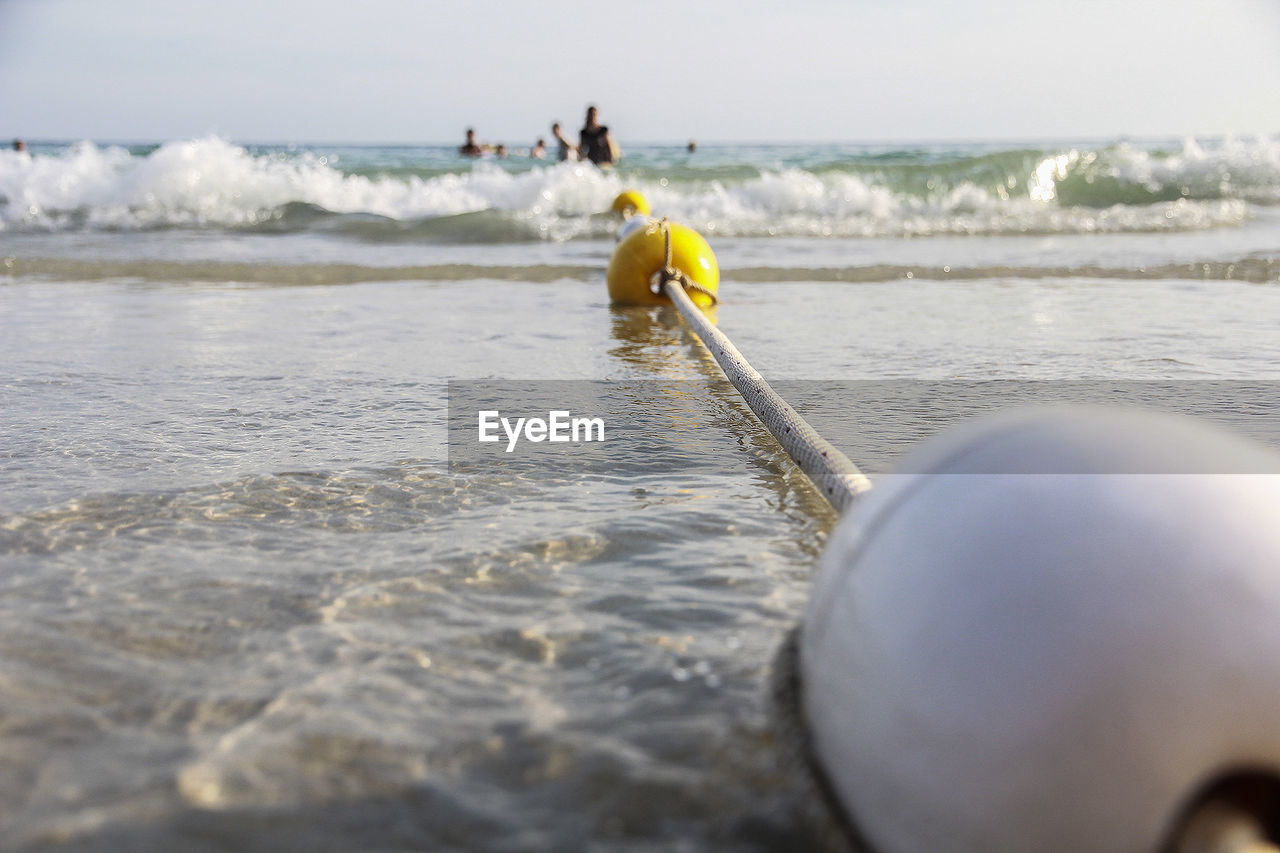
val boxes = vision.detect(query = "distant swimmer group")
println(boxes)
[459,104,620,167]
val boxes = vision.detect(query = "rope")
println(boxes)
[658,256,872,513]
[648,219,718,304]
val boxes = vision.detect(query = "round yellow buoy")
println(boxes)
[611,190,651,217]
[606,221,719,308]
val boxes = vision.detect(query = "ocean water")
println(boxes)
[1,137,1279,850]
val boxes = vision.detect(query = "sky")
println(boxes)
[1,0,1278,145]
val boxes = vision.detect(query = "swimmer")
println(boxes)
[458,128,483,158]
[551,123,578,162]
[578,105,619,167]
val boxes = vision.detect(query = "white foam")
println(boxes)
[0,136,1270,239]
[0,137,627,233]
[1029,136,1280,205]
[643,167,1248,238]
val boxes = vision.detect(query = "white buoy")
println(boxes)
[800,406,1280,852]
[616,213,650,243]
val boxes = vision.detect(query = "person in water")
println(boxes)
[530,138,547,159]
[577,106,619,167]
[458,128,483,158]
[551,123,577,162]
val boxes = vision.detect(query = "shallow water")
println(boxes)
[2,138,1280,850]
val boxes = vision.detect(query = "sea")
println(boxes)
[2,137,1279,851]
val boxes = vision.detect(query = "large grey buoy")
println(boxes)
[800,407,1280,852]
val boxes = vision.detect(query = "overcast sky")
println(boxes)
[2,0,1278,144]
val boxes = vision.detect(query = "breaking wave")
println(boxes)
[1,135,1276,241]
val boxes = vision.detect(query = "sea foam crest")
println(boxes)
[645,167,1247,238]
[0,135,1273,239]
[0,137,621,233]
[1029,137,1280,206]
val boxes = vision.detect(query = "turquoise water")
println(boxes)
[1,138,1279,850]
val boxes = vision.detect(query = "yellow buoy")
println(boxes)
[610,190,651,217]
[606,220,719,308]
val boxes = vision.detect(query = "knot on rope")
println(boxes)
[648,218,719,305]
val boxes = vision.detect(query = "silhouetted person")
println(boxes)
[458,128,482,157]
[551,123,577,162]
[578,105,618,167]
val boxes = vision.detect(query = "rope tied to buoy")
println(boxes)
[606,197,866,509]
[649,219,718,305]
[658,258,872,513]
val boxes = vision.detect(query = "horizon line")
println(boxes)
[6,131,1278,149]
